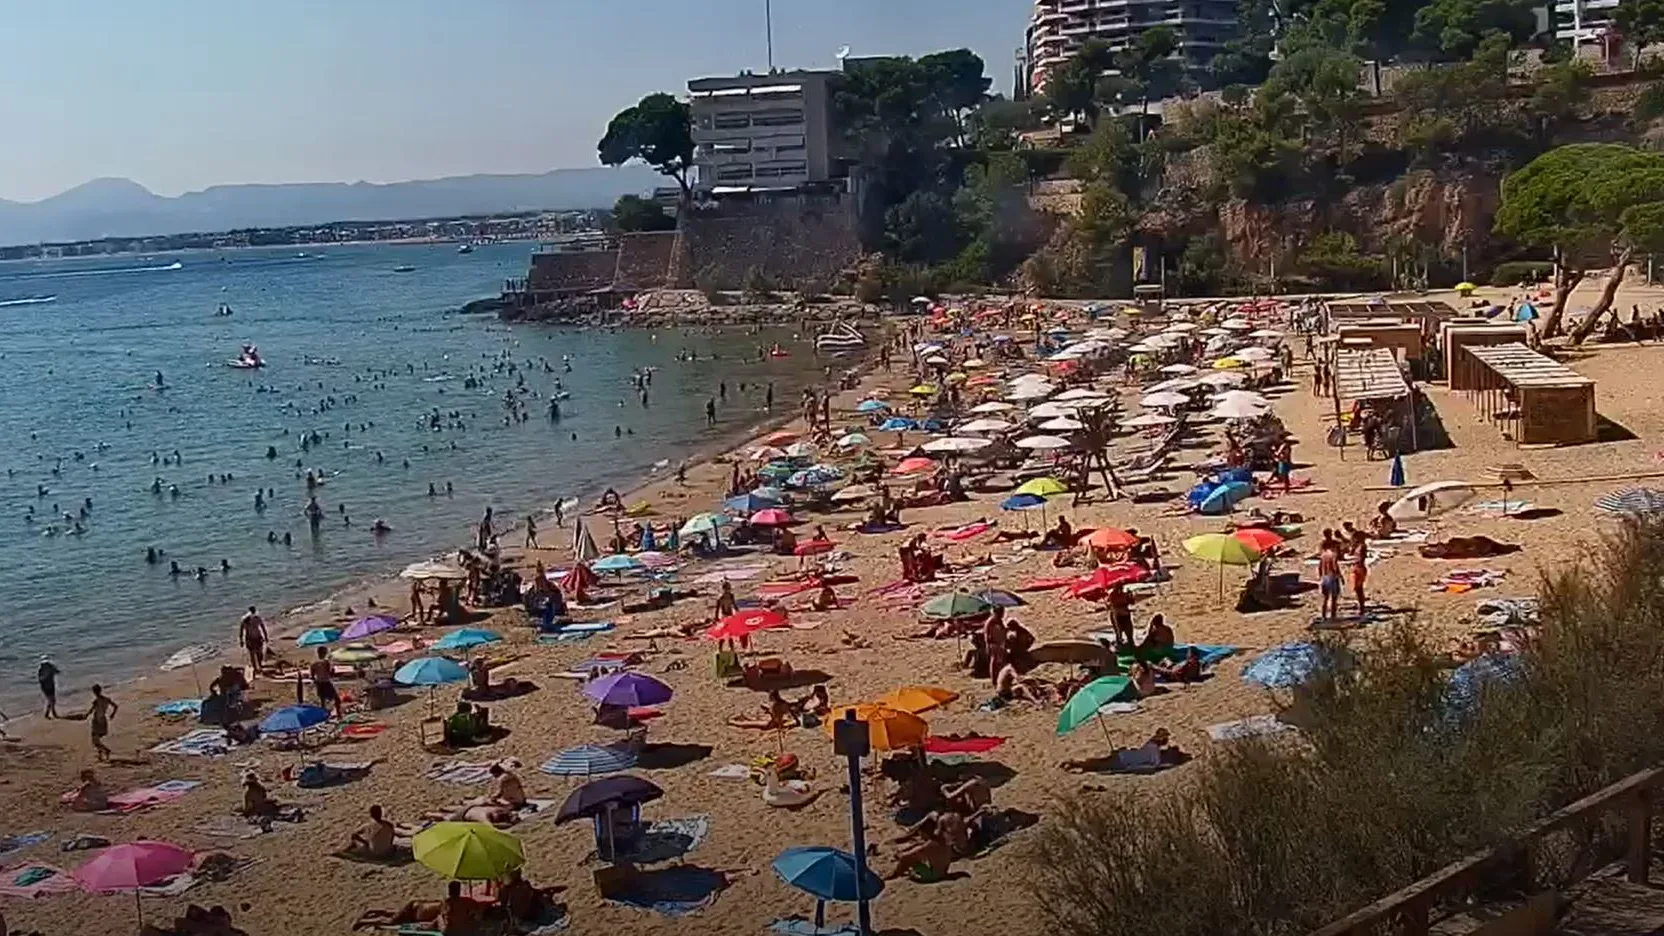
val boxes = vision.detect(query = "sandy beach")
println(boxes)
[5,278,1664,936]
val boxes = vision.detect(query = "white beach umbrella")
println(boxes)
[925,354,950,366]
[1046,349,1084,362]
[1159,363,1198,376]
[1140,391,1191,408]
[923,436,994,454]
[832,484,877,502]
[958,418,1016,434]
[914,342,943,354]
[1388,481,1476,521]
[784,441,818,457]
[1146,378,1198,394]
[1055,388,1111,401]
[1145,334,1181,348]
[1214,389,1270,406]
[1015,435,1073,451]
[1066,340,1112,354]
[1126,343,1155,354]
[970,401,1016,414]
[1211,398,1269,420]
[836,432,871,449]
[1234,346,1274,362]
[401,560,467,580]
[750,445,786,461]
[1038,416,1087,431]
[962,358,987,369]
[1221,318,1253,331]
[1199,371,1247,389]
[1027,401,1083,419]
[1007,382,1057,401]
[1164,322,1198,333]
[1249,328,1285,340]
[1122,413,1177,428]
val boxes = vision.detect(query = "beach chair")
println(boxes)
[418,716,445,748]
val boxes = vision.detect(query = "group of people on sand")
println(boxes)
[872,753,997,882]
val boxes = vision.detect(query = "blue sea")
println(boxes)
[0,242,813,700]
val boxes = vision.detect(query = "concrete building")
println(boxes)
[1025,0,1240,95]
[1552,0,1618,44]
[686,70,838,194]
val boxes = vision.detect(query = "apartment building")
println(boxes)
[1025,0,1240,94]
[1551,0,1618,43]
[686,70,838,194]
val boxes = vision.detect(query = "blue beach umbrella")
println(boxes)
[724,492,780,514]
[540,743,638,777]
[592,554,644,574]
[433,628,502,651]
[877,417,917,433]
[1389,453,1406,488]
[1514,302,1538,323]
[856,400,888,413]
[974,588,1026,608]
[296,628,341,647]
[1000,493,1045,511]
[1198,480,1252,516]
[260,704,330,734]
[1242,642,1333,689]
[772,846,885,929]
[751,485,787,503]
[394,656,469,686]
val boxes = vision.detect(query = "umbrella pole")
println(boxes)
[1095,711,1112,747]
[136,889,144,926]
[816,899,826,929]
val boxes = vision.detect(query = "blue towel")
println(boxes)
[0,832,50,858]
[154,699,202,716]
[771,919,861,936]
[603,866,726,917]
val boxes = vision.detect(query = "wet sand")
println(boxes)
[5,287,1664,936]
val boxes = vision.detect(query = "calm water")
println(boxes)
[0,243,815,699]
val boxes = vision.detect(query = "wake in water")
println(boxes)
[0,295,56,307]
[0,260,183,281]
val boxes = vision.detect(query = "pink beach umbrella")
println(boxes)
[77,840,195,924]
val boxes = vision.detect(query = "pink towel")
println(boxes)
[924,736,1007,755]
[933,522,993,542]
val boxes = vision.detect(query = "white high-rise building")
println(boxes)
[1552,0,1619,43]
[1024,0,1240,95]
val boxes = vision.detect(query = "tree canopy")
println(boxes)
[610,194,676,233]
[598,93,694,198]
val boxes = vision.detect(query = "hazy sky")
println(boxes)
[0,0,1026,202]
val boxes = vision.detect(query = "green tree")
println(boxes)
[1260,45,1364,159]
[1529,60,1593,136]
[1044,56,1101,126]
[1115,27,1186,119]
[597,93,694,199]
[610,194,675,233]
[1495,144,1664,341]
[1617,0,1664,63]
[918,49,993,147]
[1411,0,1539,59]
[883,190,968,265]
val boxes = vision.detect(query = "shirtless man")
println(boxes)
[347,804,397,860]
[86,684,118,761]
[309,648,342,719]
[1317,532,1342,620]
[238,607,268,674]
[442,881,483,936]
[486,763,527,809]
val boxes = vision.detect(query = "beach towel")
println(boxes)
[96,779,202,813]
[154,699,202,717]
[691,566,768,585]
[1016,576,1078,592]
[0,862,76,898]
[756,581,817,599]
[0,832,50,861]
[602,865,727,917]
[151,727,229,758]
[1208,715,1295,742]
[425,762,497,785]
[607,815,710,864]
[933,521,993,542]
[376,640,417,655]
[772,918,861,936]
[708,764,751,780]
[923,735,1007,755]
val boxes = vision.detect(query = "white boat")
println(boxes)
[226,343,265,369]
[393,265,416,273]
[457,244,474,254]
[815,322,867,351]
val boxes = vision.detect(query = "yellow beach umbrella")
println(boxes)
[877,685,960,715]
[1015,476,1068,498]
[822,704,928,751]
[1184,533,1263,599]
[412,822,524,881]
[944,372,966,384]
[909,384,937,396]
[1213,357,1248,369]
[1455,281,1478,295]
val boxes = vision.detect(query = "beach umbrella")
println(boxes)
[1016,476,1068,498]
[556,775,665,825]
[1027,401,1082,419]
[401,560,465,580]
[820,704,928,751]
[1242,642,1328,688]
[1514,302,1539,323]
[1056,676,1136,741]
[1038,416,1086,431]
[329,644,383,664]
[76,840,195,924]
[1000,493,1045,511]
[909,384,937,396]
[1199,371,1246,389]
[1140,391,1190,408]
[765,430,799,446]
[1388,481,1475,521]
[774,846,885,928]
[1067,564,1149,600]
[894,457,936,475]
[295,628,340,647]
[542,743,637,777]
[572,518,600,564]
[394,656,469,687]
[1249,328,1284,340]
[413,822,524,881]
[836,432,871,449]
[1213,357,1248,369]
[856,399,888,413]
[877,417,918,433]
[1159,364,1198,375]
[750,445,786,461]
[877,685,959,715]
[707,608,789,641]
[680,513,731,537]
[1390,453,1406,488]
[1595,488,1664,516]
[1221,318,1253,331]
[1233,527,1285,552]
[831,484,876,503]
[1028,639,1115,667]
[433,628,502,651]
[919,591,992,621]
[922,436,992,454]
[1006,382,1056,401]
[1122,413,1177,428]
[342,614,399,641]
[1235,346,1274,362]
[1015,435,1071,451]
[957,418,1016,434]
[970,401,1016,414]
[1144,378,1194,394]
[1164,322,1198,333]
[795,539,835,556]
[1185,532,1262,597]
[974,589,1025,611]
[962,358,986,368]
[785,441,818,458]
[1455,281,1478,295]
[1197,480,1253,515]
[582,671,674,708]
[1211,398,1269,420]
[160,644,217,694]
[591,554,644,574]
[750,508,796,527]
[1084,527,1138,551]
[751,485,788,502]
[724,492,780,514]
[924,354,950,366]
[259,704,329,735]
[1055,388,1111,402]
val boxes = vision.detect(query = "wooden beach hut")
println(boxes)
[1452,342,1596,446]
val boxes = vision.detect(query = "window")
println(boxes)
[760,161,807,176]
[751,108,804,127]
[715,164,753,181]
[712,113,750,130]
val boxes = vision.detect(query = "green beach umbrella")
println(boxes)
[680,512,731,536]
[919,591,992,621]
[1016,476,1068,498]
[1056,675,1136,742]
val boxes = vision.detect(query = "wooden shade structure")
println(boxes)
[1453,343,1595,446]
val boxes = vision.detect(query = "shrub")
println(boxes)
[1491,260,1553,286]
[1025,519,1664,936]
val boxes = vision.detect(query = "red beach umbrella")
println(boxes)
[750,508,796,527]
[1232,528,1285,552]
[1067,564,1149,600]
[794,539,835,557]
[764,430,799,446]
[894,457,935,475]
[706,608,789,641]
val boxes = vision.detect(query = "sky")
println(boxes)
[0,0,1027,202]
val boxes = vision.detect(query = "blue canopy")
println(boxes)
[1514,302,1538,322]
[772,846,885,903]
[877,417,917,432]
[1198,481,1252,515]
[296,628,340,647]
[260,704,329,734]
[394,656,469,687]
[1001,493,1045,511]
[724,492,780,514]
[1242,642,1329,688]
[433,628,502,651]
[856,400,888,413]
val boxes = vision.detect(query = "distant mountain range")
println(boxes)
[0,167,663,245]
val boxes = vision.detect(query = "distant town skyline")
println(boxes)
[0,0,1025,202]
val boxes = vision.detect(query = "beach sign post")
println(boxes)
[832,709,875,936]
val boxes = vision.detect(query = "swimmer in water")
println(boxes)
[168,561,182,577]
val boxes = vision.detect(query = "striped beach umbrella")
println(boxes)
[1595,488,1664,516]
[540,743,638,777]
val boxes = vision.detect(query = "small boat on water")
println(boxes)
[768,343,791,358]
[215,303,234,317]
[457,244,474,254]
[393,265,416,273]
[226,343,265,369]
[815,322,867,352]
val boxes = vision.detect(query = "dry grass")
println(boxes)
[1025,520,1664,936]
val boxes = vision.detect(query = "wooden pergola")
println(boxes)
[1454,342,1596,446]
[1332,347,1418,452]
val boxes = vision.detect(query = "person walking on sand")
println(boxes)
[1317,532,1342,620]
[1351,535,1370,617]
[37,655,59,719]
[524,515,539,550]
[239,606,268,674]
[86,685,117,762]
[311,647,343,719]
[410,579,426,623]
